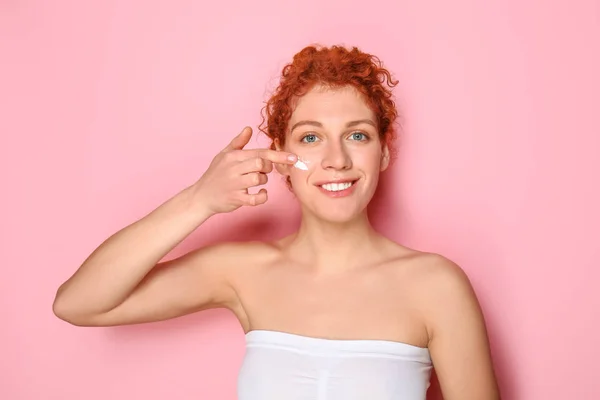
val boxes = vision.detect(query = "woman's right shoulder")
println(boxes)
[197,239,282,267]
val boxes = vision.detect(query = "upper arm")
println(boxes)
[423,256,500,400]
[81,243,243,327]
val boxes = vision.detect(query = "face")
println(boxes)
[276,84,390,223]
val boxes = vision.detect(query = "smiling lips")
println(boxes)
[314,179,359,197]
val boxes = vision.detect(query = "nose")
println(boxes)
[321,141,352,171]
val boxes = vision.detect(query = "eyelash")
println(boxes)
[300,131,370,143]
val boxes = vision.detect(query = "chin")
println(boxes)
[301,198,373,224]
[305,207,366,224]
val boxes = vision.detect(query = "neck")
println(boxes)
[286,210,381,273]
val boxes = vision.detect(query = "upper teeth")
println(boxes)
[321,182,353,192]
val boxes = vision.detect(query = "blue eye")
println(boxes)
[301,134,318,143]
[350,132,367,141]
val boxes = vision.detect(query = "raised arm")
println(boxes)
[52,126,297,327]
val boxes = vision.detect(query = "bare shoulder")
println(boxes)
[164,239,278,291]
[389,249,499,397]
[385,246,483,333]
[405,251,474,297]
[195,240,282,285]
[193,239,279,266]
[385,245,475,301]
[389,247,499,398]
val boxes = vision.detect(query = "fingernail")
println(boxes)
[287,154,297,162]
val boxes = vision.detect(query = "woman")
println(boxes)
[53,45,500,399]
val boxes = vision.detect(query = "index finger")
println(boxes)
[251,149,298,165]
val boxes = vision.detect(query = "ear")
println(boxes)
[274,138,292,177]
[380,142,391,171]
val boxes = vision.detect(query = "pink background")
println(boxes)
[1,1,599,399]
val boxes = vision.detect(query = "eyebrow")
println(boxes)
[290,119,377,133]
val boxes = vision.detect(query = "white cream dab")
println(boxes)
[294,158,309,170]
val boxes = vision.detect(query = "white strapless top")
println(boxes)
[237,330,432,400]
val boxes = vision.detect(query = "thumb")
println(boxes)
[223,126,253,152]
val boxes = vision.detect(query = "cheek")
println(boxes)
[351,150,382,173]
[292,146,323,166]
[286,144,322,173]
[288,163,313,189]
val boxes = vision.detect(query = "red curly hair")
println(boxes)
[259,44,400,157]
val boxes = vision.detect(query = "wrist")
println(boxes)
[179,184,216,223]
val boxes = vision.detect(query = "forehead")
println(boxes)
[289,85,375,125]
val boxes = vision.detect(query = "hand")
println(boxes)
[193,126,297,215]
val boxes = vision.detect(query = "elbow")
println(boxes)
[52,292,77,325]
[52,288,91,327]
